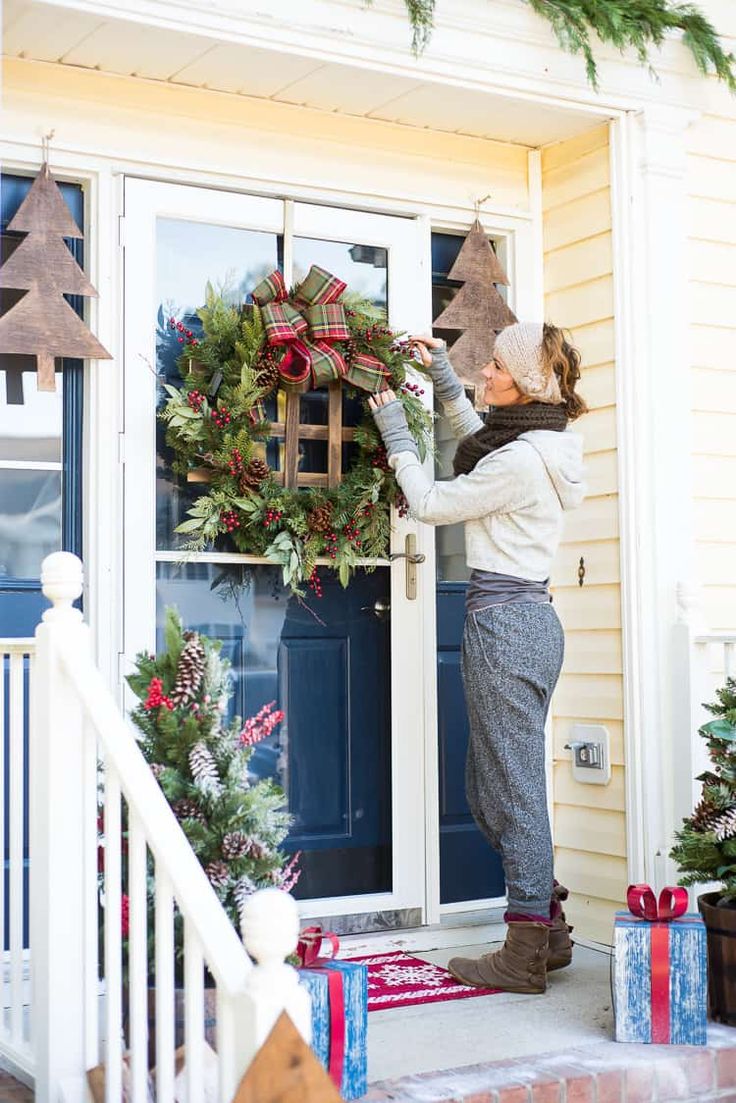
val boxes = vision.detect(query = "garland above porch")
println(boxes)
[160,267,433,597]
[387,0,736,91]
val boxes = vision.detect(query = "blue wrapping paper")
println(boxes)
[299,960,368,1100]
[613,910,707,1045]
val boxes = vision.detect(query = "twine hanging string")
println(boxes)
[41,129,55,169]
[473,193,492,221]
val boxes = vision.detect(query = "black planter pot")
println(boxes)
[698,891,736,1025]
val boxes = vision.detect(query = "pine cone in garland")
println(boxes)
[205,860,230,889]
[240,458,271,491]
[173,798,206,824]
[189,741,222,798]
[713,807,736,842]
[691,795,721,832]
[222,831,249,860]
[233,875,257,915]
[244,837,268,861]
[150,763,165,780]
[307,503,334,535]
[170,632,206,707]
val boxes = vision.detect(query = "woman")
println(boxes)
[368,322,586,995]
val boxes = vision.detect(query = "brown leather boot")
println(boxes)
[447,922,550,994]
[548,881,574,972]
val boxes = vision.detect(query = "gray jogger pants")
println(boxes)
[461,602,565,916]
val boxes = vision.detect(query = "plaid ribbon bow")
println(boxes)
[251,265,389,394]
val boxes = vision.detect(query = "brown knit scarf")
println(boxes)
[453,403,568,476]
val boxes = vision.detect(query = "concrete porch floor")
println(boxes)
[366,938,614,1083]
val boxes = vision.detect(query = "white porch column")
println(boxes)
[30,554,93,1103]
[612,106,700,889]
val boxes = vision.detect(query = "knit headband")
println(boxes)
[493,322,562,405]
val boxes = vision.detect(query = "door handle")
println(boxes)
[389,534,424,600]
[361,599,391,620]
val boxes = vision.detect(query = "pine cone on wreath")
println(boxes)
[221,831,249,860]
[240,458,271,491]
[189,741,222,797]
[254,349,282,394]
[173,798,206,824]
[170,631,206,707]
[205,860,230,889]
[307,503,334,535]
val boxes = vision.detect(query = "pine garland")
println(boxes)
[671,677,736,902]
[122,607,298,970]
[388,0,736,91]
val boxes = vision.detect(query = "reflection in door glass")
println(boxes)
[155,218,281,549]
[294,238,387,311]
[156,561,393,900]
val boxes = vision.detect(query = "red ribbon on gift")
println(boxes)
[626,883,689,1043]
[297,925,346,1087]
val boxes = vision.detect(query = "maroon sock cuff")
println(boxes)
[504,910,553,927]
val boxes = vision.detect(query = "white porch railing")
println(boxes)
[673,585,736,830]
[0,638,34,1080]
[2,553,310,1103]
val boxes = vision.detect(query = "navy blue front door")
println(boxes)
[432,231,505,905]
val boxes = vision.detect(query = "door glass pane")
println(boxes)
[155,218,280,550]
[156,561,393,900]
[0,469,61,582]
[293,238,387,311]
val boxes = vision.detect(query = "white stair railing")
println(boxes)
[29,553,310,1103]
[0,638,34,1082]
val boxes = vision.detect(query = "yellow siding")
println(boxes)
[542,124,627,944]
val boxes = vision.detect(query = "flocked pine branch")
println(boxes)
[384,0,736,92]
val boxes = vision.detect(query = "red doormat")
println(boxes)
[344,950,500,1011]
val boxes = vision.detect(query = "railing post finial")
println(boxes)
[41,552,84,623]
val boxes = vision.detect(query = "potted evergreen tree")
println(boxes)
[671,676,736,1024]
[109,608,299,1057]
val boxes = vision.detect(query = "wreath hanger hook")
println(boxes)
[473,193,492,222]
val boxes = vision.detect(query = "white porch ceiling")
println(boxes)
[1,0,611,147]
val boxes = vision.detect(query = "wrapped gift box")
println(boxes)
[299,959,368,1100]
[613,908,707,1045]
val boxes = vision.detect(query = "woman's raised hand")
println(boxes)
[408,335,444,369]
[368,388,398,412]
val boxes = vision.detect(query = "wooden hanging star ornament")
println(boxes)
[433,218,517,408]
[0,162,111,391]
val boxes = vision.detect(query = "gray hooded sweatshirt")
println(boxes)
[389,390,585,582]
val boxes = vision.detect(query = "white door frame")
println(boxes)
[122,176,431,922]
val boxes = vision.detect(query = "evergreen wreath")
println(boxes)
[385,0,736,91]
[671,677,736,904]
[161,279,433,597]
[122,608,299,972]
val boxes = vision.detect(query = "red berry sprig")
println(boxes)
[402,381,426,397]
[143,676,174,712]
[263,509,284,529]
[370,445,391,472]
[211,406,232,429]
[308,568,323,599]
[228,447,244,477]
[343,520,362,550]
[187,390,205,413]
[397,492,410,520]
[221,509,240,533]
[169,317,199,348]
[325,531,339,561]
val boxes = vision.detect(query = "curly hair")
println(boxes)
[541,324,588,421]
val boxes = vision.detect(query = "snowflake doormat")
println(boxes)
[344,950,501,1011]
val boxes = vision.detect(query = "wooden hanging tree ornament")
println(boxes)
[433,218,517,409]
[0,161,111,391]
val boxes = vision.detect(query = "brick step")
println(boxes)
[363,1024,736,1102]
